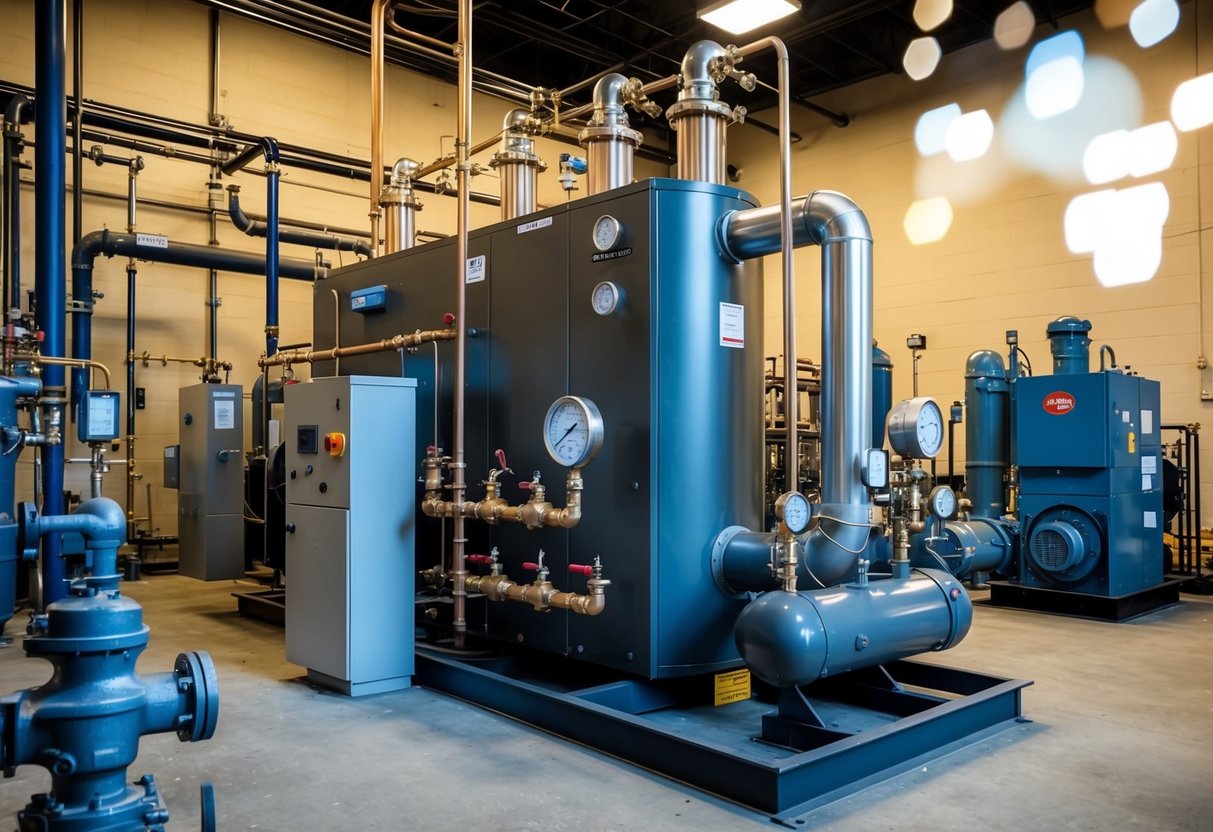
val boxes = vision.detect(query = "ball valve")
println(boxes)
[1,497,219,832]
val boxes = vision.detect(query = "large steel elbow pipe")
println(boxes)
[734,570,972,688]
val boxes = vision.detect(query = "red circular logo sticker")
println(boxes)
[1042,391,1075,415]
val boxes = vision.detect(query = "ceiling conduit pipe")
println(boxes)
[227,185,372,258]
[2,94,32,319]
[34,0,69,606]
[221,137,282,356]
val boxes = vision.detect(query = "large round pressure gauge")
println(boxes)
[543,396,605,468]
[928,485,957,520]
[886,396,944,459]
[774,491,811,535]
[591,281,624,316]
[592,215,622,252]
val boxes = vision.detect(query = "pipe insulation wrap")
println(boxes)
[734,569,973,688]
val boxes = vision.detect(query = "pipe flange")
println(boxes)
[380,184,423,209]
[175,650,220,742]
[577,124,643,147]
[710,525,755,599]
[489,150,547,171]
[665,98,734,124]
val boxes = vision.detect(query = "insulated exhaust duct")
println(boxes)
[491,109,544,220]
[578,73,642,196]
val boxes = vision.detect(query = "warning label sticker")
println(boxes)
[714,669,752,706]
[719,302,744,349]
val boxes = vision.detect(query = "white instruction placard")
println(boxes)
[1144,511,1157,529]
[1142,475,1152,491]
[213,399,235,430]
[1122,410,1130,423]
[516,216,553,235]
[466,255,486,284]
[719,302,744,348]
[1141,409,1153,434]
[136,233,168,249]
[1141,455,1157,475]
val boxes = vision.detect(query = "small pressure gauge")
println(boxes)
[592,214,622,252]
[543,395,605,468]
[928,485,957,520]
[862,448,889,489]
[887,397,945,459]
[774,491,811,535]
[591,281,625,316]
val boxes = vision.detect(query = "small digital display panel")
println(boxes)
[297,425,319,454]
[78,390,121,443]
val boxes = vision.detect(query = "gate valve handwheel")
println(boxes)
[568,564,593,576]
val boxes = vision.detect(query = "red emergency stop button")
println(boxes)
[324,432,346,457]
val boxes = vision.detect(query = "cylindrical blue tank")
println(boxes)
[912,516,1016,578]
[1047,315,1092,375]
[965,350,1010,519]
[1,374,42,632]
[734,569,972,687]
[872,341,893,449]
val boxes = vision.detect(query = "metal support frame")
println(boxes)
[986,578,1184,621]
[416,647,1030,818]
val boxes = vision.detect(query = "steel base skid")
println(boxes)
[416,646,1031,817]
[987,579,1182,621]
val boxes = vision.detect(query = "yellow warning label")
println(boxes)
[1128,431,1136,453]
[714,669,752,706]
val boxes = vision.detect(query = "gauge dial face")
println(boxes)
[775,491,811,534]
[592,215,622,252]
[928,485,957,520]
[887,397,945,459]
[591,281,622,316]
[543,396,605,468]
[863,448,888,489]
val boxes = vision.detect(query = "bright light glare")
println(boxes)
[699,0,800,35]
[1065,182,1169,286]
[945,110,994,161]
[994,2,1035,50]
[904,197,954,244]
[915,103,962,156]
[1026,32,1085,119]
[1082,121,1177,184]
[903,37,943,80]
[1127,121,1177,177]
[913,0,953,32]
[1171,72,1213,131]
[1129,0,1180,47]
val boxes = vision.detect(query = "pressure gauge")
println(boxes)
[543,396,605,468]
[886,397,944,459]
[592,214,622,252]
[928,485,957,520]
[591,281,625,316]
[774,491,811,535]
[862,448,889,489]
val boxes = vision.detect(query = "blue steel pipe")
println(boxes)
[35,0,68,606]
[0,375,43,632]
[964,350,1010,518]
[3,94,32,316]
[1047,315,1092,375]
[872,341,893,448]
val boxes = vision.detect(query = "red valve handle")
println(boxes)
[495,448,508,469]
[568,564,593,576]
[522,562,541,571]
[467,554,493,565]
[443,312,456,325]
[426,445,437,455]
[519,481,535,490]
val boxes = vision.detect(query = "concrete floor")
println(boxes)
[2,575,1211,831]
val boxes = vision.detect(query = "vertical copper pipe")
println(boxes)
[370,0,389,256]
[450,0,472,647]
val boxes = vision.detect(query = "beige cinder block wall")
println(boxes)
[0,0,665,535]
[731,2,1213,520]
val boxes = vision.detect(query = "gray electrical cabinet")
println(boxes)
[178,384,244,581]
[284,375,416,696]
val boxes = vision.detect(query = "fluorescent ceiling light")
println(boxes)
[699,0,800,36]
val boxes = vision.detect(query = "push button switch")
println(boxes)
[324,432,346,458]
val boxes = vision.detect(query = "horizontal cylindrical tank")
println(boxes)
[1046,315,1092,375]
[734,568,972,687]
[965,350,1010,518]
[872,341,893,448]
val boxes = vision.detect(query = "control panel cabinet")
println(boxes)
[178,384,244,580]
[284,375,416,696]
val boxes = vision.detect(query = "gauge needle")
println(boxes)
[558,423,579,443]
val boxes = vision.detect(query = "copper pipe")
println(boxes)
[256,328,455,367]
[30,355,112,389]
[451,0,473,647]
[421,467,584,530]
[466,572,609,616]
[385,7,453,52]
[557,73,678,123]
[412,133,501,180]
[370,0,390,255]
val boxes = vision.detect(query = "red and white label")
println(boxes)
[1043,391,1075,415]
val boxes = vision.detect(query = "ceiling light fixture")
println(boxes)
[698,0,801,36]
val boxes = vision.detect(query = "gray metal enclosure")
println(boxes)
[178,383,244,580]
[312,178,764,678]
